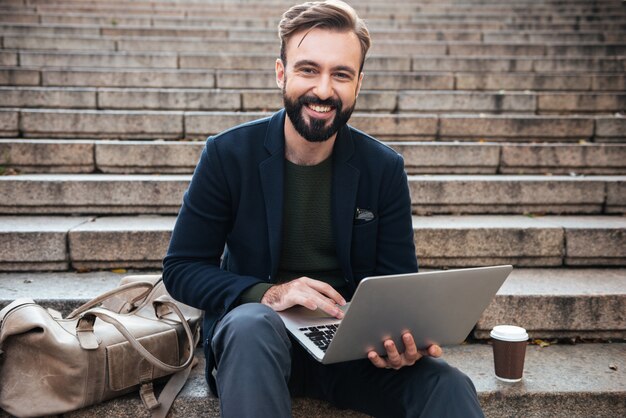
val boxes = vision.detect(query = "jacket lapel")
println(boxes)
[332,125,360,285]
[259,110,286,280]
[259,112,360,284]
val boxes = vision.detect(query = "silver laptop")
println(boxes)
[277,265,513,364]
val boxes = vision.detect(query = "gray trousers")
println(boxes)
[211,303,484,418]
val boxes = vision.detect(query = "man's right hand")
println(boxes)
[260,277,346,319]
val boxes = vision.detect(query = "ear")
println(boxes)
[276,58,285,89]
[355,72,364,97]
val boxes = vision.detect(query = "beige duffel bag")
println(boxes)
[0,275,202,418]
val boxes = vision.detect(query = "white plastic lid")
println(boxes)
[490,325,528,342]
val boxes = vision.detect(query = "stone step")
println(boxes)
[476,268,626,339]
[4,139,626,175]
[406,175,625,215]
[8,6,622,19]
[4,108,623,141]
[83,343,626,418]
[0,341,622,418]
[414,215,626,267]
[1,215,624,271]
[4,10,625,33]
[0,173,623,215]
[455,72,625,91]
[0,67,41,86]
[0,109,18,137]
[4,108,187,140]
[18,50,180,69]
[0,174,189,215]
[15,1,626,15]
[207,69,625,90]
[437,57,626,74]
[2,87,624,113]
[0,215,95,271]
[203,112,621,142]
[0,22,103,36]
[1,268,624,340]
[8,50,626,73]
[5,24,616,43]
[2,65,623,91]
[8,2,626,17]
[375,22,626,32]
[0,139,99,173]
[8,8,626,25]
[2,19,625,36]
[3,0,621,11]
[0,270,133,314]
[4,23,625,43]
[15,0,624,11]
[484,31,626,43]
[4,33,626,56]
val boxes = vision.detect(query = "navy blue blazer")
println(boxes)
[163,109,417,389]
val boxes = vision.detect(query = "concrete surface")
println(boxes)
[68,216,176,269]
[412,215,565,267]
[4,344,617,418]
[20,109,184,139]
[4,140,625,175]
[2,174,623,215]
[0,216,93,271]
[476,268,626,339]
[2,269,623,339]
[0,139,94,173]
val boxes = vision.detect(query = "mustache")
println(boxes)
[298,95,341,109]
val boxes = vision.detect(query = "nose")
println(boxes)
[313,74,333,100]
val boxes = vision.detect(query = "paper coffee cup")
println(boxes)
[490,325,528,382]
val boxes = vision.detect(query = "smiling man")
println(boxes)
[163,1,484,417]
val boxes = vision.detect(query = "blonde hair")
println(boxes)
[278,0,371,72]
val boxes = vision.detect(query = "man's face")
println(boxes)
[276,28,364,142]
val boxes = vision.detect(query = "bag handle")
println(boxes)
[67,281,155,319]
[76,296,196,373]
[0,298,35,324]
[1,299,37,355]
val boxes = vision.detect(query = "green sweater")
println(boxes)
[239,156,345,303]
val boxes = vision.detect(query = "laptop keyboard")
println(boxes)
[299,324,339,352]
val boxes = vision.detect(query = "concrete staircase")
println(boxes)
[0,0,625,416]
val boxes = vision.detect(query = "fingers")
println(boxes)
[260,277,345,319]
[417,344,443,358]
[399,333,442,360]
[367,351,388,368]
[384,340,404,369]
[401,333,421,364]
[302,277,346,306]
[316,298,345,319]
[428,344,443,358]
[292,278,345,318]
[367,335,439,370]
[368,339,416,370]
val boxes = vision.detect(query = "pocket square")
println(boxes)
[354,208,375,224]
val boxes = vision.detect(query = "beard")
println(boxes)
[283,86,356,143]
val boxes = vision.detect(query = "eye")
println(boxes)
[334,72,352,81]
[300,67,317,75]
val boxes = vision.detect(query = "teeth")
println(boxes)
[309,104,332,113]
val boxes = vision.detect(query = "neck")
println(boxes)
[284,117,336,166]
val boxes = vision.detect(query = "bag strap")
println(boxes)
[144,319,201,416]
[76,296,196,373]
[67,281,155,319]
[148,356,199,418]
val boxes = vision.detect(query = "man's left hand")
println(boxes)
[367,333,442,370]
